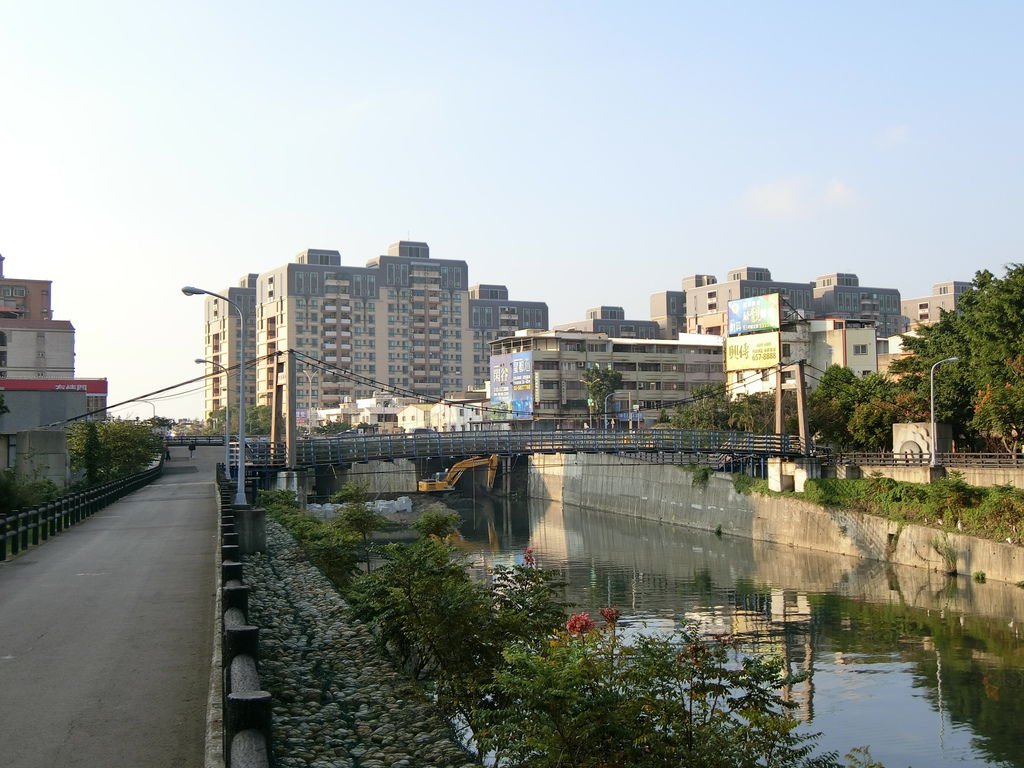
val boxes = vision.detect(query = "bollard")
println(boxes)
[222,560,243,582]
[0,515,7,561]
[222,543,241,563]
[224,690,272,767]
[223,624,260,668]
[223,584,250,616]
[30,507,40,546]
[222,531,239,548]
[20,510,29,550]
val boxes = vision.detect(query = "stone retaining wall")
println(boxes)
[528,453,1024,585]
[244,521,478,768]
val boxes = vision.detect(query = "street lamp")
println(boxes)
[183,285,248,506]
[930,357,959,468]
[196,358,232,475]
[603,392,615,430]
[137,399,156,420]
[301,367,317,436]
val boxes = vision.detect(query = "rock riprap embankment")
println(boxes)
[244,521,479,768]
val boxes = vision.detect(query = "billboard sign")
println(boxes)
[0,378,108,394]
[725,332,780,371]
[489,352,533,419]
[728,294,780,336]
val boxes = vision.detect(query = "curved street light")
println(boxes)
[183,285,248,506]
[196,358,233,475]
[603,391,615,430]
[930,356,959,468]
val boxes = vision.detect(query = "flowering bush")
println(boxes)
[565,612,596,635]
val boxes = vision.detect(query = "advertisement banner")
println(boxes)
[0,378,108,394]
[725,332,780,371]
[727,294,780,336]
[489,352,533,419]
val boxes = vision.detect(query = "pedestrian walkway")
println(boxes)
[0,447,221,768]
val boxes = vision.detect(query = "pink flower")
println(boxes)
[523,547,536,567]
[599,606,621,626]
[566,612,596,635]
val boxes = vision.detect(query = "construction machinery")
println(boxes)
[417,454,499,493]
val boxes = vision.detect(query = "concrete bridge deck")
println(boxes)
[0,446,220,768]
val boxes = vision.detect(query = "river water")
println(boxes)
[442,493,1024,768]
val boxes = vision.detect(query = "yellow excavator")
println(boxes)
[417,454,500,493]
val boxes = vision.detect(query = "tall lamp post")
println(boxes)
[302,367,317,435]
[183,286,248,506]
[930,357,959,468]
[603,392,615,430]
[137,399,156,420]
[195,358,233,475]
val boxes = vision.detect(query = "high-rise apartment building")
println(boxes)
[680,267,901,340]
[812,273,903,337]
[203,241,548,421]
[684,268,815,336]
[554,306,660,338]
[198,274,258,420]
[901,280,970,330]
[649,290,687,338]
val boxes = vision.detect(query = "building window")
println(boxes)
[853,344,868,355]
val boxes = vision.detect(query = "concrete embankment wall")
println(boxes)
[529,453,1024,585]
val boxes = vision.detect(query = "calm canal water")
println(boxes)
[442,492,1024,768]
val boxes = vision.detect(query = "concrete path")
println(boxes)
[0,447,220,768]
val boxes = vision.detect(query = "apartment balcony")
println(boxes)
[324,304,337,312]
[325,343,337,350]
[339,343,351,351]
[325,330,337,338]
[325,355,337,363]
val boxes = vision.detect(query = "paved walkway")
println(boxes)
[0,447,220,768]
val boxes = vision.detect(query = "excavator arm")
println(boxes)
[417,454,499,493]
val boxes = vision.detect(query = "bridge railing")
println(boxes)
[288,428,809,466]
[0,464,163,561]
[837,451,1024,468]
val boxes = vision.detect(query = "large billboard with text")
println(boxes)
[727,294,780,336]
[725,332,780,371]
[489,352,534,419]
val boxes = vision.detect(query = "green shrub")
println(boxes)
[412,507,462,539]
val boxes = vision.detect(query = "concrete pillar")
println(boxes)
[768,457,795,493]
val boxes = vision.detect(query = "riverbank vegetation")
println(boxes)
[260,487,881,767]
[788,472,1023,544]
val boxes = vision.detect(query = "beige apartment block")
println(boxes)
[900,280,970,330]
[197,274,258,421]
[677,267,902,340]
[728,318,878,399]
[488,330,725,430]
[201,241,548,425]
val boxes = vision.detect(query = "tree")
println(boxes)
[203,404,273,436]
[315,420,351,436]
[891,265,1024,450]
[412,506,462,539]
[669,384,730,430]
[807,368,920,450]
[582,366,623,427]
[476,617,839,768]
[330,482,386,570]
[67,419,162,484]
[727,392,775,434]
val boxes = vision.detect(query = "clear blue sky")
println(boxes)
[2,1,1021,419]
